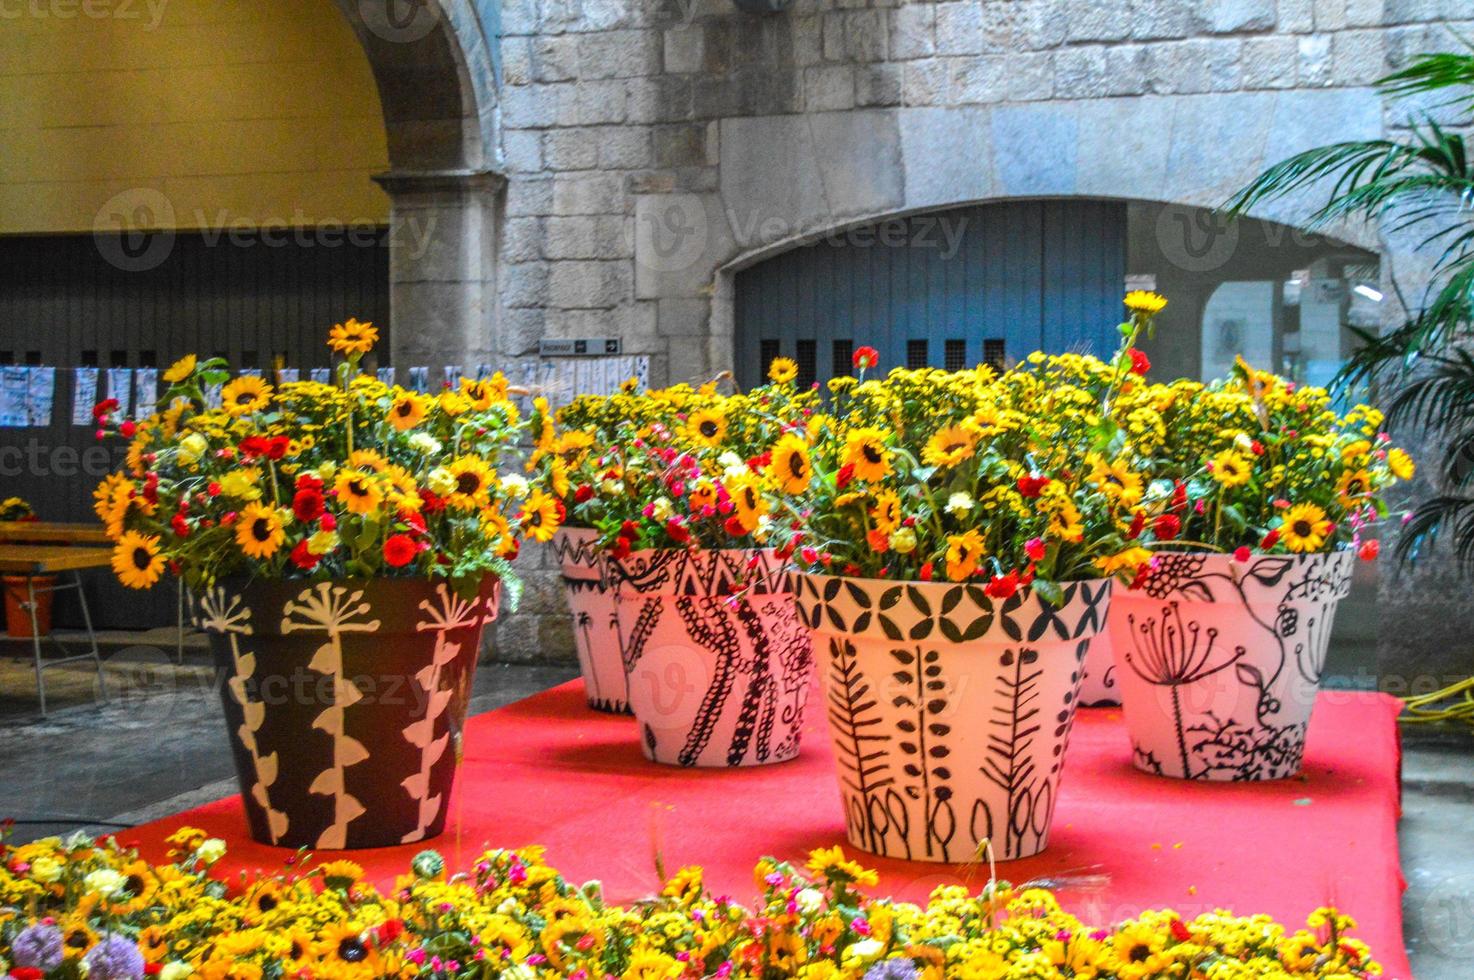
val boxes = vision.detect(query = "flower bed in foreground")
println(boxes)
[0,828,1382,980]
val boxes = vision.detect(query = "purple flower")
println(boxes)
[863,959,918,980]
[12,923,63,971]
[82,935,145,980]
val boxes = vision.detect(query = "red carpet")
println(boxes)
[130,682,1410,978]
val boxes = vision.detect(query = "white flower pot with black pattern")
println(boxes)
[792,573,1112,863]
[609,549,812,768]
[1078,632,1120,706]
[1108,551,1354,781]
[551,527,630,714]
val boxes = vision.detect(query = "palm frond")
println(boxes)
[1384,348,1474,429]
[1397,494,1474,570]
[1378,48,1474,106]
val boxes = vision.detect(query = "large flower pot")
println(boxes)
[792,574,1112,863]
[610,549,811,768]
[551,528,630,714]
[197,576,499,849]
[1077,632,1120,706]
[1109,551,1353,781]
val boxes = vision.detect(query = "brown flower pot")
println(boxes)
[198,576,499,850]
[4,575,54,638]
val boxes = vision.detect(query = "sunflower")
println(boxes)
[767,356,799,384]
[1387,447,1415,480]
[1087,455,1144,506]
[445,456,494,511]
[520,489,561,542]
[221,376,273,417]
[387,392,430,431]
[726,472,768,533]
[768,434,813,494]
[162,354,197,383]
[805,846,879,888]
[1096,546,1153,577]
[1112,921,1169,979]
[327,318,378,355]
[1336,469,1372,510]
[334,469,385,516]
[482,507,516,557]
[869,489,903,534]
[1209,449,1252,487]
[112,531,166,589]
[347,449,389,473]
[1123,290,1168,315]
[1280,502,1333,553]
[842,427,892,482]
[236,503,286,559]
[687,409,727,448]
[460,377,500,410]
[944,529,986,581]
[314,923,381,974]
[921,424,979,468]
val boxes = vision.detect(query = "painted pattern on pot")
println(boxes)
[610,549,811,768]
[1108,551,1353,782]
[200,577,498,849]
[552,527,629,714]
[1077,632,1120,707]
[793,573,1111,863]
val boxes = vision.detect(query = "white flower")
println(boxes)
[719,451,743,470]
[83,869,126,898]
[795,888,824,914]
[195,838,227,865]
[177,433,208,466]
[30,856,62,883]
[890,527,918,554]
[407,432,442,455]
[1233,431,1254,452]
[650,497,675,522]
[315,461,338,482]
[841,939,884,967]
[497,897,518,916]
[500,474,530,499]
[160,963,193,980]
[600,478,624,496]
[946,492,975,517]
[427,467,456,496]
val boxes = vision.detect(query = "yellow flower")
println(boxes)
[1088,455,1144,506]
[843,427,893,482]
[921,424,979,468]
[439,390,471,417]
[112,531,166,589]
[870,490,903,534]
[235,503,286,559]
[1209,449,1252,487]
[334,469,385,515]
[768,434,813,495]
[327,317,378,354]
[162,354,197,383]
[1387,447,1415,480]
[1124,290,1168,315]
[1336,469,1372,510]
[520,489,561,543]
[388,391,430,431]
[221,376,273,417]
[446,456,495,511]
[687,409,727,448]
[726,472,768,533]
[805,846,879,888]
[1280,502,1333,553]
[945,529,986,581]
[461,377,502,410]
[621,950,682,980]
[1096,546,1153,577]
[217,468,262,502]
[768,357,799,384]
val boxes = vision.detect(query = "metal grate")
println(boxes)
[796,339,816,389]
[907,339,928,369]
[944,339,967,371]
[832,339,853,378]
[983,338,1006,371]
[759,339,781,381]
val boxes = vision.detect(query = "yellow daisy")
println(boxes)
[235,503,286,559]
[387,391,430,431]
[1088,455,1144,507]
[1387,447,1415,480]
[334,469,385,516]
[687,409,727,448]
[726,472,768,533]
[445,456,494,511]
[1124,290,1168,315]
[1336,469,1372,510]
[162,354,197,384]
[1280,502,1333,553]
[327,317,378,355]
[842,427,892,482]
[768,434,813,495]
[945,529,986,581]
[1209,449,1252,487]
[767,356,799,384]
[869,489,903,534]
[921,424,979,468]
[111,531,166,590]
[221,376,273,417]
[520,489,561,543]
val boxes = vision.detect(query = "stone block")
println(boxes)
[1065,0,1131,42]
[1242,36,1299,88]
[548,260,633,308]
[599,127,652,169]
[576,79,629,123]
[1054,46,1109,98]
[543,128,600,170]
[500,261,550,308]
[1312,0,1348,29]
[856,64,903,107]
[791,15,825,64]
[499,307,546,358]
[898,106,996,209]
[1129,0,1195,40]
[552,172,625,215]
[663,24,705,73]
[657,297,712,337]
[1332,29,1386,85]
[506,177,554,218]
[665,334,712,384]
[1197,0,1275,33]
[901,59,948,105]
[632,192,732,298]
[1146,37,1242,94]
[1345,0,1385,25]
[839,10,889,61]
[1385,0,1441,22]
[626,75,694,124]
[500,0,539,36]
[1160,91,1276,203]
[890,5,935,58]
[501,217,544,264]
[578,30,662,79]
[1278,0,1314,31]
[532,36,580,82]
[544,215,630,260]
[805,64,857,111]
[502,129,543,173]
[1004,51,1053,101]
[502,38,533,85]
[948,56,1005,105]
[1075,95,1172,200]
[1298,34,1333,87]
[991,103,1078,197]
[653,124,711,167]
[936,0,985,55]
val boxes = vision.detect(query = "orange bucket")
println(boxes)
[3,575,54,638]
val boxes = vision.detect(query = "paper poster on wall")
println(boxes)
[0,367,28,427]
[133,368,158,418]
[72,367,99,425]
[277,368,300,384]
[377,367,395,386]
[409,367,429,392]
[204,383,223,409]
[443,365,461,389]
[310,368,331,384]
[106,367,133,416]
[27,367,55,426]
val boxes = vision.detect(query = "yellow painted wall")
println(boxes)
[0,0,390,234]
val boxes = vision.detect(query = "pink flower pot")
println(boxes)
[1078,631,1120,706]
[609,549,812,768]
[1109,551,1354,781]
[793,573,1112,862]
[552,528,630,714]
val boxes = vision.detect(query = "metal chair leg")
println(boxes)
[75,571,106,703]
[27,577,45,717]
[176,579,186,665]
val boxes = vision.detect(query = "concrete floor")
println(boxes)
[0,650,1467,978]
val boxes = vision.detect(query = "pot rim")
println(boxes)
[608,547,788,598]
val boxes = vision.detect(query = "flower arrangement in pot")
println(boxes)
[93,321,555,848]
[540,368,819,767]
[1096,300,1413,781]
[784,347,1134,862]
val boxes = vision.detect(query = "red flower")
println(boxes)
[1017,475,1049,498]
[239,435,271,458]
[292,488,326,523]
[419,489,446,514]
[1169,481,1188,512]
[619,520,640,540]
[666,518,690,544]
[383,533,418,568]
[1127,348,1151,376]
[724,515,748,537]
[207,482,222,497]
[144,964,163,976]
[296,473,324,492]
[1127,511,1146,539]
[609,536,632,560]
[12,968,45,980]
[984,571,1019,599]
[853,346,879,370]
[119,420,137,438]
[319,512,337,531]
[866,529,890,553]
[918,562,934,581]
[1169,919,1192,943]
[92,398,119,421]
[1233,546,1252,563]
[1024,537,1046,561]
[1153,513,1181,540]
[573,484,594,504]
[1359,539,1380,561]
[376,920,405,945]
[171,513,190,538]
[1260,529,1280,549]
[289,539,320,570]
[836,464,855,491]
[401,510,428,536]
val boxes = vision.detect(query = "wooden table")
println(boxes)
[0,543,110,715]
[0,545,113,575]
[0,522,111,545]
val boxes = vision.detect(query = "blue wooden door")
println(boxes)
[734,200,1126,387]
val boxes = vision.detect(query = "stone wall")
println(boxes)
[475,0,1474,672]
